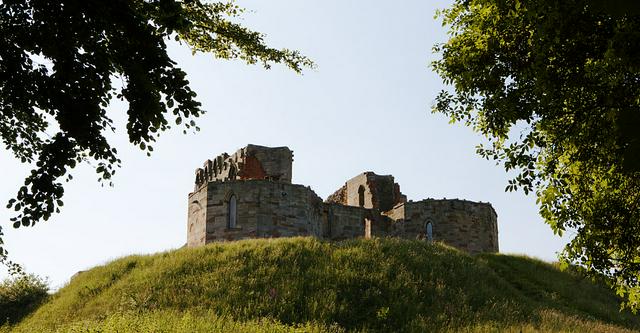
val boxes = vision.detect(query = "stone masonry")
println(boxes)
[187,144,499,253]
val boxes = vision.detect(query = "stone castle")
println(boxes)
[187,144,499,253]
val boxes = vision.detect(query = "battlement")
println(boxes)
[194,144,293,190]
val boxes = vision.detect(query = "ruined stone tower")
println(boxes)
[187,144,499,254]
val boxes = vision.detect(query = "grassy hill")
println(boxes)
[3,237,639,332]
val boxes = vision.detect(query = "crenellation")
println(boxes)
[187,144,499,253]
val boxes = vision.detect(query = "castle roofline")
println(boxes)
[245,143,292,151]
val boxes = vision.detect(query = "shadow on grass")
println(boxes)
[477,253,640,329]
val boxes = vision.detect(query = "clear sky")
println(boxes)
[0,0,570,288]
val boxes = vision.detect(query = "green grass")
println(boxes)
[3,237,639,332]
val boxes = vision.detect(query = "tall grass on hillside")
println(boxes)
[5,238,640,332]
[2,310,342,333]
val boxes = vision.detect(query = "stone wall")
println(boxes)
[188,180,498,253]
[322,204,370,240]
[189,180,324,243]
[187,180,386,244]
[187,186,208,247]
[386,199,499,254]
[345,173,374,208]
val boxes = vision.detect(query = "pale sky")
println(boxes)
[0,1,570,288]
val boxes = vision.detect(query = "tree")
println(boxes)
[433,0,640,310]
[0,0,312,271]
[0,273,48,324]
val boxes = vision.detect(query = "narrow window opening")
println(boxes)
[358,185,365,207]
[426,221,433,242]
[228,194,237,228]
[364,219,372,239]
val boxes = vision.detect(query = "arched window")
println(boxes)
[426,220,433,242]
[228,194,237,228]
[358,185,365,207]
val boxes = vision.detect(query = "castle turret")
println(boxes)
[194,144,293,190]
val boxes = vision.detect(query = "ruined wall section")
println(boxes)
[194,145,293,191]
[325,184,347,205]
[187,186,208,247]
[364,174,406,211]
[345,173,373,208]
[393,183,407,206]
[388,199,498,254]
[383,203,405,221]
[202,180,324,242]
[240,145,293,183]
[343,172,406,211]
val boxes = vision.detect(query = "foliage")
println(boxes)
[0,273,49,324]
[0,0,312,269]
[432,0,640,310]
[6,238,639,332]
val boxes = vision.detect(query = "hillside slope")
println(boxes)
[4,238,639,332]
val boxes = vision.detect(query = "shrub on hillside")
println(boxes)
[0,274,49,324]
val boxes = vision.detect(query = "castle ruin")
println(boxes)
[187,144,499,253]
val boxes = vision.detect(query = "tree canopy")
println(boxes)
[0,0,312,271]
[433,0,640,309]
